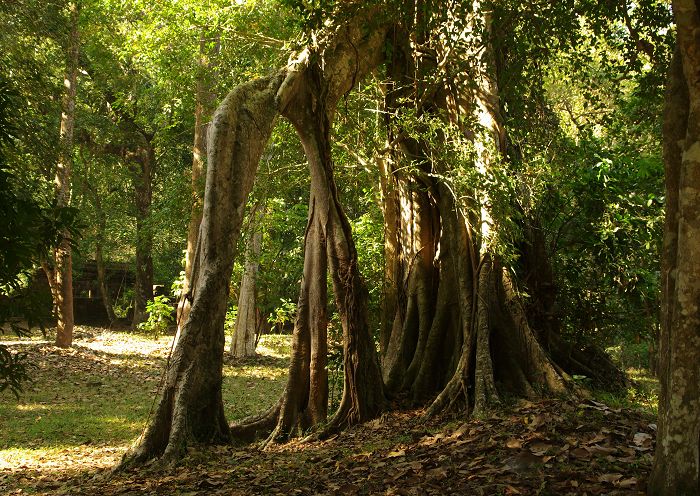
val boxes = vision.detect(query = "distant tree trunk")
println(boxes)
[131,140,154,328]
[648,8,700,490]
[178,32,220,328]
[231,205,263,357]
[95,242,116,324]
[91,186,117,324]
[45,0,79,348]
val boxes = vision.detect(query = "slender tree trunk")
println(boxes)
[178,32,220,327]
[131,141,154,328]
[231,205,263,357]
[46,1,79,348]
[648,8,700,490]
[264,199,328,442]
[93,192,116,324]
[95,242,116,324]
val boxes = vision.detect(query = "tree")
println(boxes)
[0,77,74,396]
[648,2,700,492]
[230,204,263,357]
[178,31,220,330]
[122,0,652,466]
[43,0,79,347]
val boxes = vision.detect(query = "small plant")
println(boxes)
[170,270,186,299]
[0,346,31,399]
[138,295,174,336]
[113,288,134,319]
[224,305,238,333]
[267,298,296,333]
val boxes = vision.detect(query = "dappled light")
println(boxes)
[2,0,696,492]
[0,329,295,491]
[1,327,661,494]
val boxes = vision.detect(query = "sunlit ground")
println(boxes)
[0,328,291,477]
[601,343,660,416]
[0,328,658,494]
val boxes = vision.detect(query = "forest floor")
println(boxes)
[0,327,658,495]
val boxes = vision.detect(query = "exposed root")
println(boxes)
[230,400,282,444]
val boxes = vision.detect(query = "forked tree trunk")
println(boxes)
[648,11,700,490]
[287,71,384,436]
[232,11,390,443]
[231,206,263,357]
[121,75,283,467]
[45,0,79,348]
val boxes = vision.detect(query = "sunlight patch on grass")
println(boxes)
[0,445,127,471]
[222,334,290,421]
[15,403,50,412]
[256,334,292,358]
[0,328,291,475]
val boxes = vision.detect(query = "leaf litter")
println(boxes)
[1,329,656,495]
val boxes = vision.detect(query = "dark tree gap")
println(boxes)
[121,1,629,468]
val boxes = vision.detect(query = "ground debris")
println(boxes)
[1,399,653,495]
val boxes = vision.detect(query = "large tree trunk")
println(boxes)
[379,2,625,419]
[131,140,154,328]
[178,32,220,328]
[46,0,79,348]
[231,205,263,357]
[648,7,700,490]
[287,71,384,436]
[231,9,390,444]
[121,75,283,467]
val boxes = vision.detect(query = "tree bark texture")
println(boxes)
[231,205,263,357]
[648,4,700,491]
[232,6,390,444]
[378,2,623,419]
[121,75,283,467]
[125,2,632,466]
[46,0,79,348]
[178,32,220,328]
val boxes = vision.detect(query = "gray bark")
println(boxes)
[231,206,263,357]
[121,74,283,467]
[648,4,700,490]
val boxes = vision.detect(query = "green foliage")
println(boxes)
[0,347,32,399]
[0,77,77,397]
[267,299,297,333]
[112,288,134,320]
[225,305,238,334]
[137,295,174,336]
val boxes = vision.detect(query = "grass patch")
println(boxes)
[0,328,291,472]
[599,341,659,416]
[223,335,290,421]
